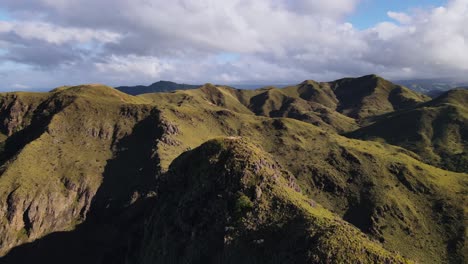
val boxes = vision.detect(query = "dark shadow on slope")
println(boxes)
[342,194,375,236]
[0,112,163,264]
[1,198,155,264]
[88,110,162,218]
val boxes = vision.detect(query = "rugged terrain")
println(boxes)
[349,88,468,172]
[0,75,465,263]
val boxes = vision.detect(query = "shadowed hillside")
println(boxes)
[330,75,430,119]
[349,89,468,172]
[137,138,410,263]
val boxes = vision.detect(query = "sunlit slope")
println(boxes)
[349,88,468,172]
[0,83,464,263]
[141,85,466,264]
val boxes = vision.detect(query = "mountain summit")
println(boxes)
[116,81,200,95]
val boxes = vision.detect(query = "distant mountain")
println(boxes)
[395,78,468,97]
[229,84,291,89]
[425,86,468,98]
[115,80,200,95]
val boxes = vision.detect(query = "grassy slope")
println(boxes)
[349,89,468,172]
[140,87,466,263]
[0,85,160,255]
[139,138,410,264]
[330,74,430,120]
[142,83,359,134]
[137,74,429,135]
[0,83,464,263]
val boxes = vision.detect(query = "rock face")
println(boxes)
[0,78,465,264]
[0,86,162,256]
[0,177,95,253]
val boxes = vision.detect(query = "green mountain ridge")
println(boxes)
[395,78,468,97]
[137,138,409,263]
[349,88,468,172]
[0,76,465,263]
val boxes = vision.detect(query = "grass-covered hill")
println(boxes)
[349,88,468,172]
[138,74,429,133]
[137,138,410,264]
[329,75,430,119]
[0,77,466,264]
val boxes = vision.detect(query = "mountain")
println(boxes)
[118,75,430,127]
[426,86,468,98]
[136,138,409,264]
[395,78,468,97]
[115,80,200,95]
[349,88,468,172]
[329,75,430,119]
[0,76,465,264]
[138,74,428,133]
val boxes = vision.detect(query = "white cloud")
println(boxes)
[363,0,468,77]
[95,55,173,79]
[0,21,121,44]
[0,21,13,32]
[0,0,467,90]
[387,11,412,24]
[12,83,30,89]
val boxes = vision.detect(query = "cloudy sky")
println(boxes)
[0,0,467,90]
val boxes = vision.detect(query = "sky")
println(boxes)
[0,0,467,91]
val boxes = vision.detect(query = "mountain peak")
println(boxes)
[151,80,176,85]
[116,81,200,95]
[138,136,411,263]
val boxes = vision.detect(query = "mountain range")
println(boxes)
[114,77,468,98]
[0,75,465,263]
[395,78,468,97]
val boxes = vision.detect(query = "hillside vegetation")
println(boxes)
[350,89,468,172]
[0,76,465,264]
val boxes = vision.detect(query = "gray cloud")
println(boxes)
[0,0,467,90]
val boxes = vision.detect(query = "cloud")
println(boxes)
[12,83,29,89]
[362,0,468,78]
[0,21,121,45]
[95,55,173,80]
[387,11,412,24]
[0,0,467,90]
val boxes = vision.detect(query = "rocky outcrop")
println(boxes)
[0,178,96,255]
[0,94,45,136]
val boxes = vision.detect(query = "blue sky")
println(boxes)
[0,0,467,90]
[349,0,447,28]
[0,8,10,20]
